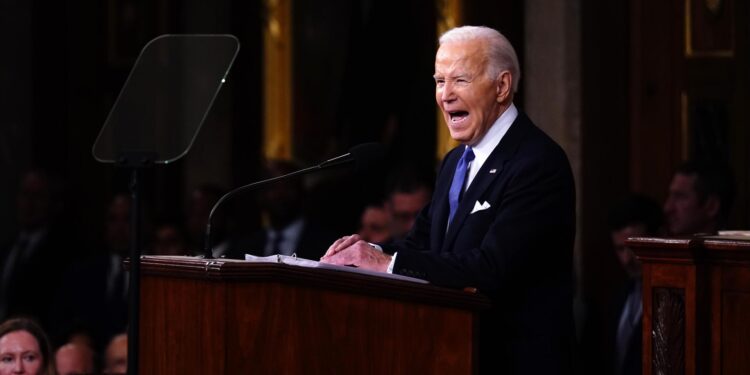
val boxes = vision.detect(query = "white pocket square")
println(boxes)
[470,200,491,214]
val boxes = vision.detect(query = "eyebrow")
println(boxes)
[432,74,470,80]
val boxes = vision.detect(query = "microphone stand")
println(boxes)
[203,142,383,259]
[203,161,343,259]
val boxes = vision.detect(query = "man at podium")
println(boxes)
[322,25,575,374]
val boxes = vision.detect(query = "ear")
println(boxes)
[704,195,721,219]
[496,71,512,103]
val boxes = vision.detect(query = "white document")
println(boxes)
[244,254,428,284]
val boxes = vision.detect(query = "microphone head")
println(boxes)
[349,142,386,171]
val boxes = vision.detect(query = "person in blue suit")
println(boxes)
[321,25,576,374]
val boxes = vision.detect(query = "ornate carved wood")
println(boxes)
[652,287,686,375]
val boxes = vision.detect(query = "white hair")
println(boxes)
[439,26,521,93]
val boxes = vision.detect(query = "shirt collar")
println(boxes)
[464,103,517,187]
[471,102,517,159]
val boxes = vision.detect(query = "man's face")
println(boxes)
[104,334,128,374]
[663,173,717,235]
[358,206,391,244]
[434,39,506,146]
[387,188,431,240]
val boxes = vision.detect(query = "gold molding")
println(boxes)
[684,0,733,58]
[435,0,463,159]
[263,0,293,159]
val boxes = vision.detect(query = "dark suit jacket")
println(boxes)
[230,219,338,261]
[382,112,576,374]
[612,280,642,375]
[0,224,80,329]
[50,253,128,352]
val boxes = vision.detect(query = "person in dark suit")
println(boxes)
[230,159,338,260]
[0,169,79,330]
[607,194,663,375]
[50,193,130,355]
[321,26,575,374]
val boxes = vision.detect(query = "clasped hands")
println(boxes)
[319,234,391,273]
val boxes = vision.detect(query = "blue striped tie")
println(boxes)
[448,147,474,225]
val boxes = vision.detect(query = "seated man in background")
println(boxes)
[0,169,80,329]
[608,194,663,375]
[185,184,228,257]
[104,333,127,375]
[231,159,337,260]
[357,201,392,244]
[663,159,734,235]
[383,163,434,241]
[55,342,95,375]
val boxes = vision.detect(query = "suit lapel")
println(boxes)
[441,113,531,251]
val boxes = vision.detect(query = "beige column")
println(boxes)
[524,0,583,333]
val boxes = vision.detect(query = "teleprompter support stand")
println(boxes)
[91,35,239,374]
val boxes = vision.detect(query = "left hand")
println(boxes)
[320,239,391,273]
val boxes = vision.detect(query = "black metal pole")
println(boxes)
[127,167,141,374]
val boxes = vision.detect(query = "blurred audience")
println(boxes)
[149,220,188,256]
[50,193,130,355]
[663,159,734,235]
[55,342,95,375]
[0,169,79,327]
[103,333,127,375]
[229,160,337,260]
[357,201,392,244]
[608,194,663,375]
[185,185,227,257]
[0,317,56,375]
[384,163,434,241]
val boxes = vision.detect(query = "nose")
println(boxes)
[13,358,25,373]
[440,81,455,102]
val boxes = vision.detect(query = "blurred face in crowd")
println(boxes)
[358,205,391,244]
[186,189,220,243]
[611,224,645,279]
[0,330,42,375]
[663,173,719,235]
[55,343,94,375]
[434,38,510,146]
[106,195,131,255]
[17,172,52,231]
[104,334,127,375]
[387,188,431,240]
[152,224,187,256]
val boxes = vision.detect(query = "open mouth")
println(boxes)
[449,111,469,123]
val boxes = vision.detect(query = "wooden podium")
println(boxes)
[629,235,750,375]
[136,256,490,374]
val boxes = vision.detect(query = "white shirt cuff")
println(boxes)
[386,252,397,274]
[368,242,396,274]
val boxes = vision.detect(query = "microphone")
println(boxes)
[318,142,385,170]
[203,142,385,258]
